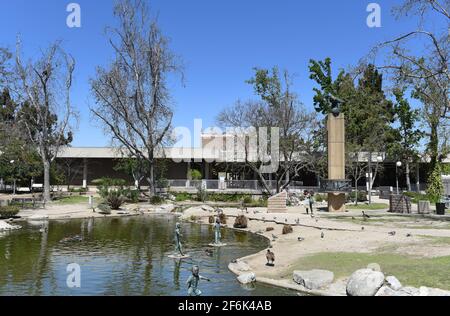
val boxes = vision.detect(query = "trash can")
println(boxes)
[436,202,446,215]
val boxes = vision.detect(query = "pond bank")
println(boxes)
[180,205,450,296]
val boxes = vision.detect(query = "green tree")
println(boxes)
[310,60,395,201]
[426,163,444,203]
[389,88,424,191]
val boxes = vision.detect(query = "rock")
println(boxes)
[346,269,385,296]
[230,261,251,272]
[386,276,402,291]
[419,287,450,296]
[293,270,334,290]
[282,225,293,235]
[201,205,214,212]
[367,263,382,272]
[234,215,248,229]
[375,286,398,296]
[0,220,21,231]
[397,286,420,296]
[237,273,256,284]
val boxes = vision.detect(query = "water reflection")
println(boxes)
[0,216,294,296]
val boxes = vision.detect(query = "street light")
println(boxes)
[396,161,402,195]
[10,160,16,195]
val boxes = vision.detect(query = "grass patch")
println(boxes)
[346,203,389,210]
[55,195,89,205]
[283,252,450,290]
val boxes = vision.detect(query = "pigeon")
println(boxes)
[204,249,214,256]
[231,259,237,264]
[285,218,288,223]
[362,211,371,220]
[298,237,305,242]
[321,231,325,239]
[406,233,412,238]
[388,231,396,236]
[266,249,275,266]
[361,227,365,231]
[272,234,278,240]
[315,219,319,223]
[295,218,300,225]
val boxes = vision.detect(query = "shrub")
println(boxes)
[188,169,203,180]
[156,178,169,189]
[175,192,192,202]
[69,187,88,193]
[243,196,253,204]
[282,224,293,235]
[96,178,127,210]
[348,191,368,203]
[150,195,164,205]
[97,204,112,215]
[196,187,208,202]
[233,215,248,229]
[0,205,20,219]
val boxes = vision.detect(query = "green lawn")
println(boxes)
[54,195,89,205]
[282,252,450,290]
[346,203,389,210]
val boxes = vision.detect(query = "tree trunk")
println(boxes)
[405,161,411,192]
[148,162,155,197]
[43,160,51,202]
[416,163,421,193]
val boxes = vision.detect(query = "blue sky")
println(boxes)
[0,0,425,147]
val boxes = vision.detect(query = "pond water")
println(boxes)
[0,216,294,296]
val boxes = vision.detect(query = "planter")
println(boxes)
[436,203,446,216]
[418,200,431,214]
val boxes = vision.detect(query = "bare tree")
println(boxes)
[15,41,76,202]
[376,0,449,116]
[90,0,182,196]
[218,68,320,195]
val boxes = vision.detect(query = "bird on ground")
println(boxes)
[388,231,396,236]
[231,259,237,264]
[361,227,365,231]
[321,231,325,239]
[204,249,214,256]
[266,249,275,266]
[315,219,319,223]
[295,218,300,225]
[285,218,288,223]
[406,233,412,238]
[272,234,278,240]
[362,211,371,220]
[298,237,305,242]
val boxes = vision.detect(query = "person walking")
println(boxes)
[303,190,310,215]
[309,191,315,215]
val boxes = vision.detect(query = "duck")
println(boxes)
[266,249,275,266]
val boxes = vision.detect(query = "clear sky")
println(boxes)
[0,0,426,147]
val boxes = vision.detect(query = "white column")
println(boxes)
[82,158,88,188]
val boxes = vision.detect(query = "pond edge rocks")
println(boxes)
[293,270,335,290]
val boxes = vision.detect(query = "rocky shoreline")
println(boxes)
[181,205,450,296]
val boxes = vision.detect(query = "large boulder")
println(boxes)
[237,273,256,285]
[397,287,420,296]
[346,269,385,296]
[419,287,450,296]
[293,270,335,290]
[386,276,402,291]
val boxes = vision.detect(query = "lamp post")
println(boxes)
[396,161,402,195]
[368,154,384,205]
[10,160,16,195]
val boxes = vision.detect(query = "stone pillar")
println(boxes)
[327,114,346,212]
[82,158,88,189]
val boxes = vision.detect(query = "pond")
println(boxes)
[0,215,294,296]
